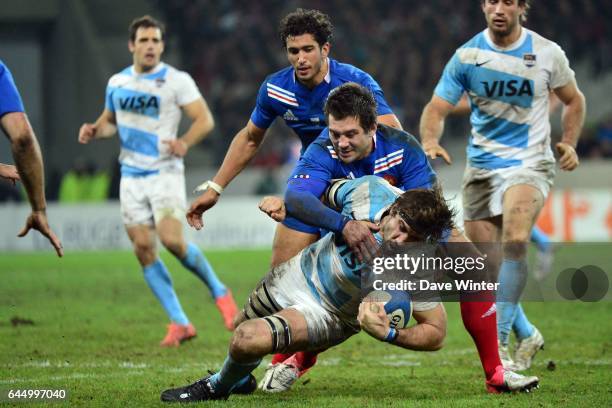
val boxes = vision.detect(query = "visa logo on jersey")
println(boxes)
[113,88,160,119]
[481,80,533,98]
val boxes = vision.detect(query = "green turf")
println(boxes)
[1,248,610,407]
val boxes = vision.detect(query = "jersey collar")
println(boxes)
[483,27,527,52]
[131,62,165,76]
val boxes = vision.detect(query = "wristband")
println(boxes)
[193,180,224,195]
[383,327,399,343]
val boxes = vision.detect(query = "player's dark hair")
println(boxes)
[388,186,456,242]
[129,15,165,42]
[481,0,531,23]
[324,83,377,132]
[279,8,333,47]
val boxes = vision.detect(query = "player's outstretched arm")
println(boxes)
[18,211,63,257]
[78,109,116,144]
[187,121,267,229]
[211,120,267,187]
[419,95,455,164]
[554,80,586,171]
[1,112,63,257]
[258,196,286,222]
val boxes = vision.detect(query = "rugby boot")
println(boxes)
[160,323,197,347]
[514,327,545,370]
[486,365,540,393]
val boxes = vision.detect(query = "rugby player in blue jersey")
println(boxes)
[186,8,401,268]
[78,16,238,347]
[419,0,585,371]
[0,60,63,257]
[260,83,538,393]
[161,176,457,402]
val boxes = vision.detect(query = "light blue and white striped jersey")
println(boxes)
[298,176,402,320]
[105,62,202,176]
[434,28,574,169]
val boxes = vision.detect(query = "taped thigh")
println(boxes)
[242,281,282,320]
[262,314,292,353]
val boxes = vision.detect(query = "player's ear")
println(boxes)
[321,42,330,58]
[370,122,378,134]
[128,41,135,53]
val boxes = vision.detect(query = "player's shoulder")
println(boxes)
[525,28,566,55]
[261,66,295,89]
[162,63,191,80]
[306,130,337,159]
[0,59,8,75]
[445,31,488,66]
[310,130,334,150]
[257,66,299,103]
[456,30,488,52]
[108,66,133,86]
[330,58,372,84]
[376,125,423,153]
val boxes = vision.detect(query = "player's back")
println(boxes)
[300,176,401,322]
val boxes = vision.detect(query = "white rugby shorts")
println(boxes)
[462,161,555,221]
[119,172,186,226]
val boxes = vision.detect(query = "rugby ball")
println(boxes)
[365,290,412,329]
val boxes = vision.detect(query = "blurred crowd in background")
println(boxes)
[157,0,612,165]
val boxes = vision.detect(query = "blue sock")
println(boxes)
[143,259,189,325]
[180,243,227,299]
[530,226,551,252]
[512,303,534,340]
[209,355,261,394]
[496,258,528,345]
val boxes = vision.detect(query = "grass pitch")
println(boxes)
[1,248,610,407]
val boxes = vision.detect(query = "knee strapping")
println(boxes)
[243,281,282,319]
[263,314,292,353]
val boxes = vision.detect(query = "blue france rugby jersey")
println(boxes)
[250,58,393,152]
[289,124,436,193]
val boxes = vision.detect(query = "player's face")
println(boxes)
[286,34,330,87]
[328,115,375,163]
[482,0,525,37]
[380,214,413,243]
[129,27,164,72]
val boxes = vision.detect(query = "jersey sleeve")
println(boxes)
[104,80,116,113]
[176,72,203,106]
[249,80,277,130]
[0,62,25,117]
[288,135,337,186]
[433,52,465,106]
[359,72,393,116]
[549,44,575,90]
[398,143,438,190]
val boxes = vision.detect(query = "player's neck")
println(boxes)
[488,25,523,48]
